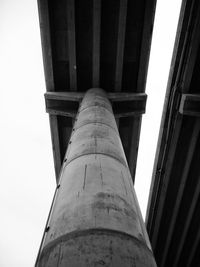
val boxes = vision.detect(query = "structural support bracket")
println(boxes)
[44,91,147,118]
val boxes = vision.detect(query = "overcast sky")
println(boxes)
[0,0,181,266]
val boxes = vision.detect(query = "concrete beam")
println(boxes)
[179,94,200,117]
[44,91,147,118]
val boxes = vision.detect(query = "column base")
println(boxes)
[37,229,156,267]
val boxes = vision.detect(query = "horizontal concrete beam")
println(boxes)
[179,94,200,117]
[44,91,147,118]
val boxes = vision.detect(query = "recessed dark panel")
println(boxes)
[54,61,70,91]
[49,0,68,30]
[75,0,93,91]
[48,1,70,91]
[122,62,137,92]
[54,31,69,61]
[190,46,200,93]
[122,0,145,92]
[119,117,133,160]
[57,116,73,161]
[100,0,120,91]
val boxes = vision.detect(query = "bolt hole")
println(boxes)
[45,226,50,232]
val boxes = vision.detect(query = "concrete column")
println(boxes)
[37,88,157,266]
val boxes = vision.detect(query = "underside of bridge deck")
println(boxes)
[146,0,200,266]
[37,0,156,183]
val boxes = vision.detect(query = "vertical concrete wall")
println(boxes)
[37,88,157,266]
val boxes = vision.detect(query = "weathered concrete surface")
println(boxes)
[36,88,156,266]
[39,229,156,267]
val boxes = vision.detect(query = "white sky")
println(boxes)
[0,0,181,266]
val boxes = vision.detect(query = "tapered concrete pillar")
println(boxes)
[36,88,156,266]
